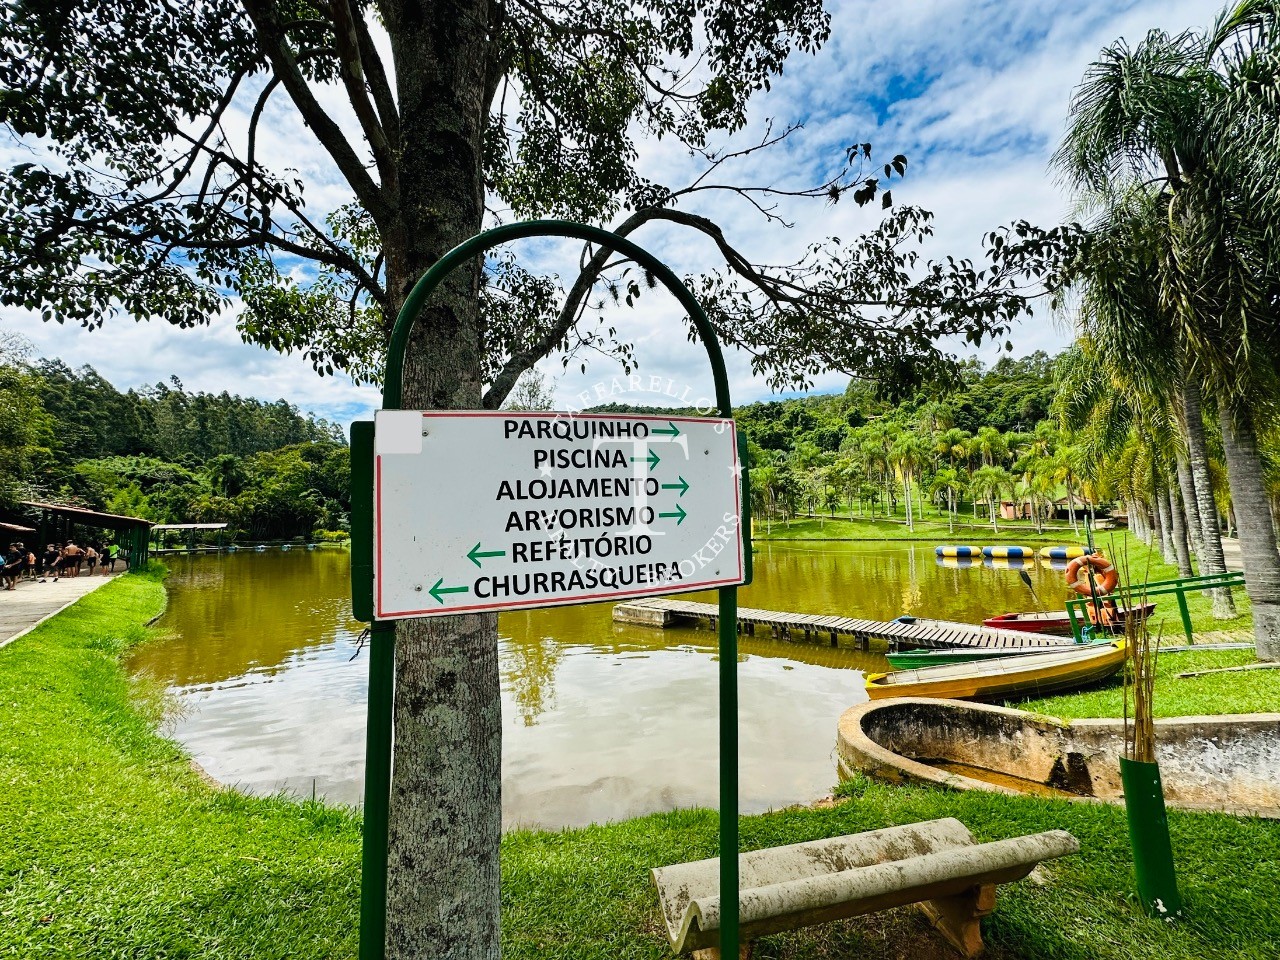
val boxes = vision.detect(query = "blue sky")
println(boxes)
[1,0,1218,428]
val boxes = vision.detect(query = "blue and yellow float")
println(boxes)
[935,545,982,557]
[1039,545,1089,560]
[981,545,1032,559]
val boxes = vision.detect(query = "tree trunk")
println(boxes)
[1129,499,1147,543]
[1066,473,1078,535]
[1174,454,1203,560]
[382,3,503,957]
[1152,491,1173,563]
[1219,404,1280,660]
[1155,491,1176,565]
[1181,381,1236,616]
[903,475,913,531]
[1167,487,1193,577]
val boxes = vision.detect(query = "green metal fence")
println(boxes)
[1066,570,1246,643]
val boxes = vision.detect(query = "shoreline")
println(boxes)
[4,569,1279,959]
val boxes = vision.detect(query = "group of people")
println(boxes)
[2,541,123,590]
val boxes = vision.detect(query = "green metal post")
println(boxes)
[1175,589,1194,645]
[1066,601,1082,642]
[359,220,745,960]
[718,588,738,958]
[359,622,395,960]
[349,422,389,960]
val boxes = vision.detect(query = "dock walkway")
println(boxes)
[0,573,120,649]
[613,597,1077,652]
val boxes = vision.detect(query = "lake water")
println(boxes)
[128,541,1068,829]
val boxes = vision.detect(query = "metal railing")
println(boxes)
[1066,570,1246,644]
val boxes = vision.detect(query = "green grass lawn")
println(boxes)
[1018,646,1280,719]
[3,570,1278,959]
[0,569,363,960]
[753,514,1083,542]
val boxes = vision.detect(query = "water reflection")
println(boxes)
[129,542,1071,829]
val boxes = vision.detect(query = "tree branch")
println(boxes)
[330,0,397,194]
[239,0,393,226]
[352,6,400,151]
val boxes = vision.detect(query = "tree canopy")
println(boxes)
[0,3,1077,956]
[2,0,1064,401]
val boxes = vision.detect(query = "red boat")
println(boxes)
[982,603,1156,635]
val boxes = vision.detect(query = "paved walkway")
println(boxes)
[0,572,121,649]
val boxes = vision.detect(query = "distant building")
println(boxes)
[974,499,1034,520]
[1051,495,1091,520]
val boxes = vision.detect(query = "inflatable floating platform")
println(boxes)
[981,545,1032,558]
[935,545,982,557]
[1039,545,1089,560]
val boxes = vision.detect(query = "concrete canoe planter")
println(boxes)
[837,698,1280,819]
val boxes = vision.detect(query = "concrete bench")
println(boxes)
[651,818,1078,959]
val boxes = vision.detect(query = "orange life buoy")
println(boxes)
[1065,553,1119,596]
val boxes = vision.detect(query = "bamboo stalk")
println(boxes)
[1115,542,1160,763]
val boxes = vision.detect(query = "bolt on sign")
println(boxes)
[372,410,747,618]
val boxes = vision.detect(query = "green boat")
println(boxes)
[885,639,1110,670]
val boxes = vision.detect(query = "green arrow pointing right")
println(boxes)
[652,421,680,437]
[631,449,661,470]
[661,476,690,497]
[429,578,470,604]
[658,503,687,525]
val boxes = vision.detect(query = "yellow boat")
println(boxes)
[864,639,1126,701]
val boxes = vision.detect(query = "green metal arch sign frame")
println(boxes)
[351,219,745,960]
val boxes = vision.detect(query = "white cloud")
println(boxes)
[8,0,1222,423]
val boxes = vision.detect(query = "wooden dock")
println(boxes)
[613,597,1078,652]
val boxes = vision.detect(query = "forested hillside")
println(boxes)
[0,338,348,540]
[4,339,1275,550]
[596,349,1278,551]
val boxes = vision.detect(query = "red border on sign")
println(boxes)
[374,411,744,619]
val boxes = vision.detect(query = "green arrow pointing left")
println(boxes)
[652,421,680,437]
[429,578,470,604]
[658,503,687,525]
[631,449,661,469]
[467,542,506,568]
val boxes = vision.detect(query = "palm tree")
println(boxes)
[855,424,894,519]
[890,432,930,532]
[1012,453,1056,535]
[832,456,863,519]
[750,464,777,535]
[1046,443,1083,535]
[804,466,830,528]
[1051,8,1280,643]
[973,426,1006,468]
[928,468,964,534]
[970,465,1013,533]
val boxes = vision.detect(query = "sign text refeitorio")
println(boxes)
[371,411,745,618]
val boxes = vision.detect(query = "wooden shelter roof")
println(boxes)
[21,501,152,531]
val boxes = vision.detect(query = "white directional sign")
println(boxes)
[372,411,746,619]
